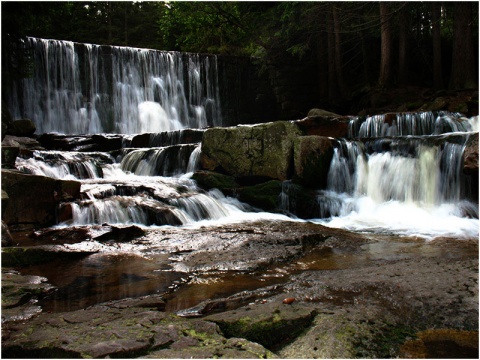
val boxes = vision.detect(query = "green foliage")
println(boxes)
[2,1,478,103]
[158,2,253,55]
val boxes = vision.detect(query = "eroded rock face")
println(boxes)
[464,134,478,175]
[1,170,81,229]
[293,136,334,189]
[200,121,301,182]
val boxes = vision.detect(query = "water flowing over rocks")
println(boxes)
[2,65,479,359]
[1,35,478,358]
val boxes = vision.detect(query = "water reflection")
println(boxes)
[17,237,477,314]
[21,253,183,313]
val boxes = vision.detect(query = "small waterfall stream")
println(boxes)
[16,129,291,228]
[310,114,479,239]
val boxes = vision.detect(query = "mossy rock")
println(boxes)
[206,303,316,350]
[191,170,239,195]
[200,121,301,181]
[237,180,282,211]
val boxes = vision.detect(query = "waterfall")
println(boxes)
[8,37,222,134]
[348,111,476,138]
[119,144,198,176]
[15,150,114,179]
[316,135,478,239]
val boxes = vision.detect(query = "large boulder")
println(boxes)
[2,135,44,154]
[200,121,301,182]
[1,146,19,168]
[1,170,81,229]
[1,101,14,141]
[294,116,350,138]
[307,108,342,118]
[294,109,350,138]
[9,119,36,137]
[293,136,335,189]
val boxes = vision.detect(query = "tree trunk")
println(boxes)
[432,2,443,89]
[359,30,370,84]
[107,2,112,44]
[450,2,475,90]
[332,5,348,98]
[378,2,393,87]
[124,3,128,46]
[398,3,408,86]
[327,11,339,104]
[316,33,329,101]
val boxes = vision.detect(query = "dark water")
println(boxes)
[18,236,476,314]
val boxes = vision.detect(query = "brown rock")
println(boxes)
[9,119,36,137]
[1,146,19,168]
[295,116,350,138]
[1,169,81,229]
[293,136,334,189]
[463,135,478,174]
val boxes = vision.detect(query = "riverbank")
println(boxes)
[2,220,478,358]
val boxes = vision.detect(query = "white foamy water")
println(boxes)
[317,197,478,240]
[7,37,222,134]
[314,135,479,240]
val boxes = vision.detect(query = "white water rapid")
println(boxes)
[313,131,478,239]
[16,136,294,229]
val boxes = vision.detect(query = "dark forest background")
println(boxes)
[2,1,478,116]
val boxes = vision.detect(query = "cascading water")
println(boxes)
[17,128,291,229]
[7,37,222,134]
[6,37,477,240]
[314,133,478,239]
[348,111,477,138]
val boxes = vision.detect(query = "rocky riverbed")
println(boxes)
[2,220,478,358]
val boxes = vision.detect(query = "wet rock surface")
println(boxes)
[2,221,478,358]
[2,296,275,359]
[1,169,81,230]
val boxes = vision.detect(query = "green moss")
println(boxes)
[191,171,239,192]
[217,311,314,350]
[237,181,282,211]
[353,322,417,358]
